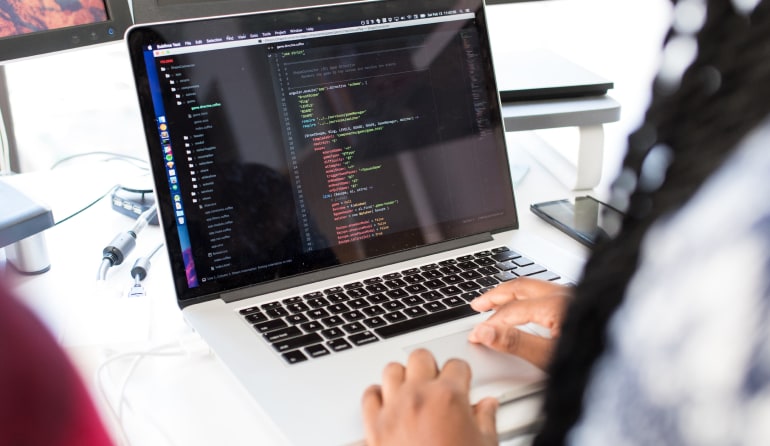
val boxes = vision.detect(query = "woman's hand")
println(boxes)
[468,277,573,369]
[362,348,499,446]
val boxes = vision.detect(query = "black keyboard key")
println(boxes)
[402,268,421,275]
[477,276,499,287]
[362,305,385,317]
[530,270,561,281]
[478,265,500,276]
[439,265,461,275]
[285,313,309,325]
[404,283,428,294]
[282,350,308,364]
[457,261,478,270]
[421,270,443,280]
[420,290,443,301]
[347,288,369,298]
[282,296,303,305]
[474,250,492,258]
[286,302,310,313]
[496,260,517,271]
[245,312,268,324]
[321,315,344,327]
[492,250,521,262]
[273,333,323,352]
[326,292,348,304]
[349,331,379,346]
[363,277,383,285]
[424,279,445,289]
[321,327,345,339]
[460,291,482,302]
[375,305,476,339]
[324,286,344,294]
[402,295,425,306]
[254,319,287,333]
[514,264,547,277]
[364,316,387,328]
[303,291,324,299]
[261,301,283,311]
[342,310,365,321]
[307,308,331,319]
[305,344,330,358]
[382,300,405,311]
[459,270,482,280]
[475,257,496,266]
[438,259,457,266]
[344,281,364,290]
[420,263,439,271]
[348,298,369,309]
[383,272,402,280]
[264,326,302,343]
[239,306,261,316]
[266,307,289,318]
[307,297,330,308]
[403,306,428,318]
[494,271,518,282]
[299,321,323,333]
[457,255,475,262]
[386,288,409,299]
[514,257,535,267]
[442,296,465,307]
[403,274,425,284]
[424,301,448,312]
[458,281,481,291]
[328,338,353,352]
[442,274,463,285]
[384,311,407,323]
[384,278,407,289]
[439,285,462,296]
[342,322,366,334]
[328,303,350,314]
[491,246,510,253]
[364,293,388,305]
[365,283,388,293]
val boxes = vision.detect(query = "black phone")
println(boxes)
[530,196,624,247]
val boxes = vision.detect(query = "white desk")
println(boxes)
[1,1,672,444]
[1,138,585,446]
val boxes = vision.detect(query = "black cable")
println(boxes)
[54,184,120,227]
[50,151,149,171]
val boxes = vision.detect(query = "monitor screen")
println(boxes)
[0,0,133,62]
[131,0,375,24]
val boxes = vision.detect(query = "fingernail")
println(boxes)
[471,325,495,344]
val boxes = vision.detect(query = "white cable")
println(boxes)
[94,341,186,446]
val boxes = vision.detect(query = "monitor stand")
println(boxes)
[0,65,52,275]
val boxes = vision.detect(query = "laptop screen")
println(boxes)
[127,0,517,305]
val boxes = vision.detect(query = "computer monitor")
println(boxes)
[0,0,133,62]
[131,0,374,24]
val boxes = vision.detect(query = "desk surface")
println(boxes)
[1,1,671,444]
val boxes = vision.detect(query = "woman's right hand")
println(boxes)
[468,277,573,370]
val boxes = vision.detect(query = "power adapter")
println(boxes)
[111,187,159,225]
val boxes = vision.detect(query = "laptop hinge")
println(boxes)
[220,233,493,304]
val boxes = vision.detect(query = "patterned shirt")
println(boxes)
[568,118,770,445]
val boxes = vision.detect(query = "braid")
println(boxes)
[533,1,770,444]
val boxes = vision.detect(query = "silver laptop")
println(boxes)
[126,1,581,444]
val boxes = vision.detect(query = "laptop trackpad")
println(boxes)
[403,329,546,405]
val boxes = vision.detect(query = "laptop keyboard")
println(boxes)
[239,246,560,364]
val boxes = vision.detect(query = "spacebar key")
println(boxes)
[374,305,477,339]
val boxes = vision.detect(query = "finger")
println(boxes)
[468,323,554,369]
[471,278,556,312]
[361,384,383,442]
[473,397,499,445]
[381,361,406,403]
[405,348,439,382]
[488,297,563,333]
[439,358,472,394]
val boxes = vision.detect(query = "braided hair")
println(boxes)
[533,1,770,444]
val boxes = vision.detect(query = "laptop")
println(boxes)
[126,1,583,444]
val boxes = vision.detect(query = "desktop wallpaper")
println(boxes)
[0,0,108,37]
